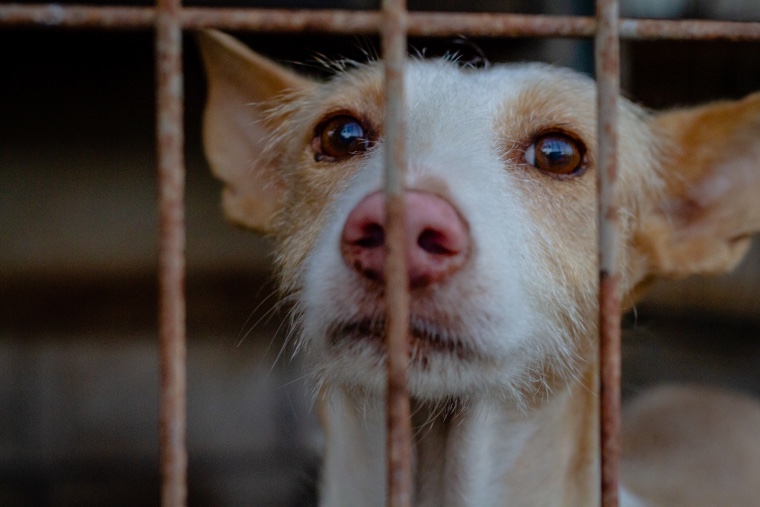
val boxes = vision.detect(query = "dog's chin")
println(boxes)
[327,317,475,361]
[319,316,508,400]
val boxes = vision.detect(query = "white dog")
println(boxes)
[198,29,760,506]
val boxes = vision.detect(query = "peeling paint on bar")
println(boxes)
[595,0,622,506]
[0,4,155,28]
[381,1,413,506]
[156,0,188,505]
[619,18,760,40]
[2,6,760,41]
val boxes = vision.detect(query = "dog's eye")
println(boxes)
[524,133,585,177]
[315,115,369,161]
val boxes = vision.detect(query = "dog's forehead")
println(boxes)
[317,59,598,147]
[405,60,592,110]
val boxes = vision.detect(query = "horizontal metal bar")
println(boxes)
[0,4,155,28]
[618,18,760,40]
[2,5,760,40]
[183,9,595,37]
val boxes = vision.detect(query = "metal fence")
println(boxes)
[2,2,760,506]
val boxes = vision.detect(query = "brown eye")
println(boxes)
[524,133,585,177]
[315,115,369,161]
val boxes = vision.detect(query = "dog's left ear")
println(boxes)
[639,92,760,279]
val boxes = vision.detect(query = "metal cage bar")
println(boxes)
[381,1,413,506]
[595,1,621,505]
[0,4,760,40]
[2,6,760,40]
[155,0,188,505]
[3,3,760,507]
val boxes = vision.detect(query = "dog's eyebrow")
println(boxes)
[495,92,595,157]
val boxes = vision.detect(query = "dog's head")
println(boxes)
[199,30,760,406]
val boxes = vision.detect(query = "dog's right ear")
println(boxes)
[197,29,310,233]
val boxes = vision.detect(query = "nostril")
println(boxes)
[354,223,385,249]
[342,190,470,287]
[417,229,452,255]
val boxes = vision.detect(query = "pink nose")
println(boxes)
[341,190,470,288]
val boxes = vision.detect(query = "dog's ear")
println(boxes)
[197,29,310,233]
[638,92,760,279]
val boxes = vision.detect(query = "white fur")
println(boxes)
[300,62,591,405]
[619,486,648,507]
[290,61,609,506]
[320,389,543,507]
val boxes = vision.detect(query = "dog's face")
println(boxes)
[199,30,760,407]
[268,61,648,403]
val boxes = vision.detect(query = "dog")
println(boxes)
[198,29,760,506]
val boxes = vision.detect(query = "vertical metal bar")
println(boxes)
[595,0,621,506]
[156,0,187,505]
[381,1,413,506]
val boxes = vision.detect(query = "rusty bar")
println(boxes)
[408,11,594,37]
[190,8,760,39]
[0,6,591,36]
[619,18,760,40]
[156,0,187,505]
[180,12,760,40]
[596,0,622,506]
[182,7,378,33]
[2,5,760,41]
[180,8,596,37]
[0,4,155,28]
[381,1,413,507]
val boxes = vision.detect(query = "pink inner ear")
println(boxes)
[676,156,760,242]
[638,93,760,280]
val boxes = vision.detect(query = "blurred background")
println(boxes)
[1,0,759,505]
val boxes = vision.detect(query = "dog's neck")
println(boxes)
[319,365,599,507]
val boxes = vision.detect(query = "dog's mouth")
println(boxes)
[327,317,474,361]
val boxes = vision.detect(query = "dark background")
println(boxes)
[1,1,759,505]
